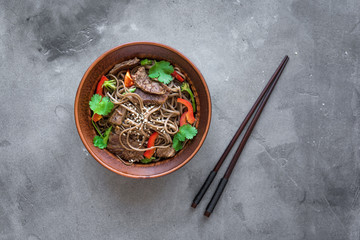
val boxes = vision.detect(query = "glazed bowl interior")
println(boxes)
[74,42,211,178]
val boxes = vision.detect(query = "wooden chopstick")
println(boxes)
[203,56,289,217]
[191,56,289,217]
[191,56,290,209]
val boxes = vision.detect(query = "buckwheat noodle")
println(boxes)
[94,66,193,162]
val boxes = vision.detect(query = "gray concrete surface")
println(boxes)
[1,0,360,239]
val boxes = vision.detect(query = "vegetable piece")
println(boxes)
[141,59,153,65]
[171,71,184,82]
[91,80,115,123]
[92,113,102,122]
[91,117,103,137]
[143,132,159,159]
[124,70,134,88]
[141,157,155,164]
[172,135,183,151]
[177,98,195,124]
[93,126,112,149]
[93,136,105,148]
[180,82,196,112]
[89,94,114,116]
[172,124,198,151]
[102,80,116,91]
[148,60,174,84]
[92,77,114,123]
[179,112,187,126]
[174,131,186,142]
[96,75,108,96]
[122,87,136,95]
[177,124,198,140]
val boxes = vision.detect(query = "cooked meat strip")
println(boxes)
[132,66,166,95]
[107,133,144,161]
[134,88,169,105]
[109,57,140,75]
[108,106,127,126]
[114,126,122,135]
[156,147,176,158]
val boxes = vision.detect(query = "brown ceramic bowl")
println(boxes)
[74,42,211,178]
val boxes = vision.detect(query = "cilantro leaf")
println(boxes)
[89,94,102,111]
[141,59,153,65]
[89,94,114,116]
[172,124,198,151]
[93,135,106,149]
[172,135,183,151]
[141,157,155,164]
[93,126,112,149]
[148,60,174,84]
[175,131,186,141]
[178,124,198,140]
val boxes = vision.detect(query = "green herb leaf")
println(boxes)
[89,94,102,111]
[178,124,198,140]
[148,60,174,84]
[172,135,183,151]
[93,126,112,149]
[141,156,155,164]
[172,124,198,151]
[89,94,114,116]
[175,131,186,141]
[141,59,153,65]
[93,135,106,149]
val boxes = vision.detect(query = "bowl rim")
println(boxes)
[74,41,211,178]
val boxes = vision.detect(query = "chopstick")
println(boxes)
[204,56,289,217]
[191,55,289,217]
[191,56,289,209]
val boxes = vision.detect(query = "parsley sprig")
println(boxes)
[172,124,198,151]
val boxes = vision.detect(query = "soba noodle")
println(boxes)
[94,65,193,163]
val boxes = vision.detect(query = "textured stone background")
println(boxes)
[1,0,360,239]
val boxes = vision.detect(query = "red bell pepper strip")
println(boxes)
[144,132,159,159]
[96,75,108,96]
[180,111,187,126]
[93,75,109,121]
[124,70,134,88]
[93,113,102,122]
[177,98,195,124]
[171,71,184,82]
